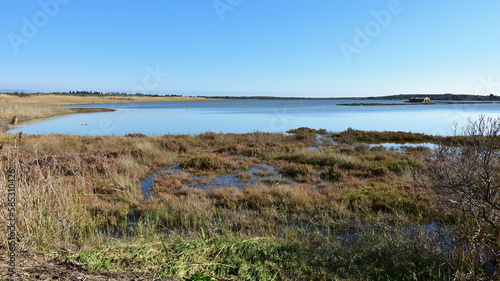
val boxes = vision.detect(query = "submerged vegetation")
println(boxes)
[0,116,499,279]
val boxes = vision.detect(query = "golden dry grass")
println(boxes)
[0,93,209,106]
[0,94,211,131]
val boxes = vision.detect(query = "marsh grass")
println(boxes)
[0,130,493,280]
[68,223,457,281]
[333,128,439,144]
[70,235,303,280]
[280,163,319,183]
[180,155,237,175]
[0,133,179,249]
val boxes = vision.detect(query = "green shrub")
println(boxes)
[386,158,426,174]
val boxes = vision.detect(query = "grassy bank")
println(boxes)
[0,94,211,132]
[1,127,496,280]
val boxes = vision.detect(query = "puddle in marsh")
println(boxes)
[315,134,438,152]
[141,163,288,199]
[306,134,333,150]
[369,142,438,151]
[335,221,455,252]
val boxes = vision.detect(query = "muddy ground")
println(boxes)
[0,251,235,281]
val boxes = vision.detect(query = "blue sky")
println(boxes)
[1,0,499,97]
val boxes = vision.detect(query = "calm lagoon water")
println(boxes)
[10,99,500,136]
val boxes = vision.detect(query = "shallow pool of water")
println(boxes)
[141,163,287,199]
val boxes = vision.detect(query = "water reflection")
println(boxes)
[141,163,286,199]
[9,100,500,136]
[369,142,438,151]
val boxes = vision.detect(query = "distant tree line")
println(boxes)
[2,91,498,101]
[195,94,500,101]
[200,96,345,100]
[372,93,500,101]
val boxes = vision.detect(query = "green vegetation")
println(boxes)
[184,272,217,281]
[180,156,237,175]
[332,128,438,144]
[0,121,498,280]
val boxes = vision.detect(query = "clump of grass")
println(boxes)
[125,133,147,138]
[353,142,370,153]
[240,147,263,157]
[370,165,390,177]
[151,172,194,198]
[184,272,216,281]
[280,163,319,183]
[286,127,327,135]
[285,127,324,145]
[159,139,190,153]
[385,157,427,174]
[321,165,344,182]
[342,183,424,215]
[369,144,387,152]
[207,187,244,209]
[180,155,235,175]
[333,145,357,155]
[237,171,252,183]
[332,128,439,144]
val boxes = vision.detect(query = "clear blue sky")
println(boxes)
[1,0,499,97]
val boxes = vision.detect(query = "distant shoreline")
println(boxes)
[337,101,499,106]
[201,93,500,102]
[2,92,499,133]
[2,92,500,102]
